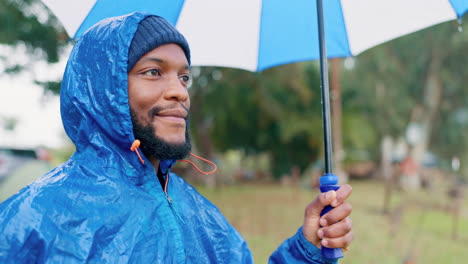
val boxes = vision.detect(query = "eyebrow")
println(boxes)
[141,57,190,70]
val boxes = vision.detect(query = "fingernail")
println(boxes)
[318,229,324,238]
[320,218,327,227]
[331,200,338,207]
[322,240,329,247]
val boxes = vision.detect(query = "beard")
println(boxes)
[130,107,191,160]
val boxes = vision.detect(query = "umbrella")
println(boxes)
[40,0,468,260]
[41,0,468,71]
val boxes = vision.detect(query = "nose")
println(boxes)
[165,74,189,103]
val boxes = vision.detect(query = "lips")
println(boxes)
[155,108,188,123]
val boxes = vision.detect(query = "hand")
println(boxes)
[302,184,353,250]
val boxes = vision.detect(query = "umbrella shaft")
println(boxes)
[316,0,333,174]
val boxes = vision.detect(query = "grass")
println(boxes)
[196,180,468,264]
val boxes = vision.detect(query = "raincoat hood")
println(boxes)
[61,12,147,171]
[61,12,185,180]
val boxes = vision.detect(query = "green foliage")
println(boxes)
[0,0,66,63]
[0,116,18,131]
[342,112,377,160]
[0,0,66,94]
[190,63,324,178]
[342,20,468,171]
[33,80,61,95]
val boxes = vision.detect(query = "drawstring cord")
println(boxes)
[130,140,145,164]
[164,173,170,193]
[131,141,217,175]
[179,153,217,175]
[130,140,217,193]
[131,140,217,175]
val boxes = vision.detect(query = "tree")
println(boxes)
[0,0,67,94]
[342,20,468,183]
[189,63,327,179]
[0,116,17,131]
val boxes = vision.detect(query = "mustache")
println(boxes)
[148,102,190,120]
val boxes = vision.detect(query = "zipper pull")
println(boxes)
[165,192,185,224]
[165,192,173,204]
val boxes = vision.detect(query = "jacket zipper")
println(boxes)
[163,173,185,224]
[165,192,173,205]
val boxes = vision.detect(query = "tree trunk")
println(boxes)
[407,48,443,189]
[330,58,348,183]
[198,121,216,188]
[381,136,394,214]
[189,70,217,188]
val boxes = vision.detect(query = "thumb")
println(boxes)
[303,190,337,245]
[306,190,336,218]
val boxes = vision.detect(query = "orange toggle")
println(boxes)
[180,153,217,175]
[130,139,145,165]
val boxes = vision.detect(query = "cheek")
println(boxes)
[128,83,160,116]
[183,98,191,112]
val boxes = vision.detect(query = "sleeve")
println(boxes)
[268,227,338,264]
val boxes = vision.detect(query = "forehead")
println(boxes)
[139,44,189,66]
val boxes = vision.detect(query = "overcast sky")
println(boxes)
[0,45,70,149]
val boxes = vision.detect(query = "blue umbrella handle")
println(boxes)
[319,173,344,260]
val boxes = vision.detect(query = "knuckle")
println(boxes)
[344,222,352,233]
[320,228,329,238]
[340,218,352,233]
[346,232,354,246]
[329,239,339,248]
[344,203,353,214]
[318,193,328,204]
[304,203,314,217]
[304,206,310,218]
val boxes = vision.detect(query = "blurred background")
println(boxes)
[1,0,467,263]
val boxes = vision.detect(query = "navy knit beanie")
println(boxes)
[127,15,191,72]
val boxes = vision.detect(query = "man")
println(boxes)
[0,12,352,263]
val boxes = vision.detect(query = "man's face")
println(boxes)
[128,44,191,160]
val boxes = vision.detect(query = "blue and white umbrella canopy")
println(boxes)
[43,0,468,72]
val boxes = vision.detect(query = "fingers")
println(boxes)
[304,184,352,219]
[318,212,353,250]
[321,231,353,249]
[331,184,352,207]
[303,184,353,249]
[304,190,336,218]
[303,190,337,246]
[318,217,352,239]
[320,201,352,227]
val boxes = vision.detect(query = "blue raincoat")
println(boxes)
[0,12,336,264]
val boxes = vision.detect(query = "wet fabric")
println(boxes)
[0,12,334,264]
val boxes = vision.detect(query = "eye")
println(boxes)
[180,74,192,88]
[142,69,161,77]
